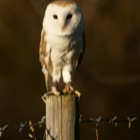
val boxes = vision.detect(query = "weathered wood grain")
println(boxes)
[46,95,77,140]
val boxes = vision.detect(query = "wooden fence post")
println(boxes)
[45,95,79,140]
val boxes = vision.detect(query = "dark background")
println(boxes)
[0,0,140,139]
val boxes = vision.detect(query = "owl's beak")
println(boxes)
[59,20,66,31]
[62,25,66,30]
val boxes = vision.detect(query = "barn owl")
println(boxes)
[39,0,85,97]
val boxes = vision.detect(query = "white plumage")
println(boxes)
[39,0,85,96]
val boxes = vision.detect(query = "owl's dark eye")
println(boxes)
[67,14,72,20]
[53,14,58,19]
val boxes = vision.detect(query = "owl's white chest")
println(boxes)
[45,33,81,68]
[46,34,77,50]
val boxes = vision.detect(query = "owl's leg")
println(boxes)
[47,68,61,96]
[62,66,81,98]
[63,82,73,93]
[47,81,60,96]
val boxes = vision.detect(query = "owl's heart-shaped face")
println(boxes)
[43,0,84,36]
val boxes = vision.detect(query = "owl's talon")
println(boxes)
[41,89,60,104]
[47,86,60,96]
[73,90,81,99]
[63,84,81,99]
[47,91,60,96]
[63,84,73,94]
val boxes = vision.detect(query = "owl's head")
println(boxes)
[43,0,84,36]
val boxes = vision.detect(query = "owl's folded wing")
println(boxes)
[39,29,51,90]
[75,31,86,69]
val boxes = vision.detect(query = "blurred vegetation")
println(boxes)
[0,0,140,139]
